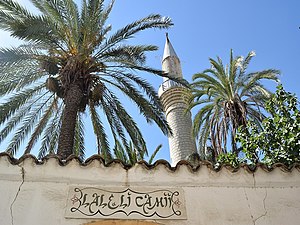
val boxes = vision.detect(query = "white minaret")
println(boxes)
[158,34,197,166]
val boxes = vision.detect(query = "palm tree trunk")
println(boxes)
[57,83,83,159]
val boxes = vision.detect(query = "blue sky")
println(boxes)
[0,0,299,162]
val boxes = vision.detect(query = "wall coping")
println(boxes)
[0,152,299,173]
[1,152,300,188]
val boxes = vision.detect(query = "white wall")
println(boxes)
[0,154,299,225]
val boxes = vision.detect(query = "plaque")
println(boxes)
[65,186,187,220]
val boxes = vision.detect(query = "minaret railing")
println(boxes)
[158,79,185,96]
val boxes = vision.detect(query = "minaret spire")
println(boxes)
[163,33,178,61]
[158,35,197,166]
[160,33,183,83]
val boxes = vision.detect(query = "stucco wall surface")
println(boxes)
[0,155,299,225]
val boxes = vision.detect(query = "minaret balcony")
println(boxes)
[158,79,185,97]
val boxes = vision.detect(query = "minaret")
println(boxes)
[158,34,197,166]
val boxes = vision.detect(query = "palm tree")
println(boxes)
[113,140,162,165]
[0,0,173,159]
[189,50,280,160]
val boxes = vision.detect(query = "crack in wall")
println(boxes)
[243,188,255,225]
[10,166,25,225]
[244,187,268,225]
[253,189,268,224]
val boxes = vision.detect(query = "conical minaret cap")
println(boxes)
[161,33,182,80]
[158,33,184,95]
[162,33,179,62]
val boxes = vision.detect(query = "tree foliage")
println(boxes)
[235,85,300,166]
[0,0,174,159]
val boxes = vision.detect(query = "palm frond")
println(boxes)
[240,69,280,96]
[38,102,63,158]
[101,93,130,160]
[99,45,158,65]
[0,1,55,44]
[0,45,39,67]
[24,95,57,154]
[113,139,129,164]
[0,66,46,97]
[97,14,172,56]
[100,75,169,136]
[148,144,162,164]
[0,0,32,17]
[0,84,46,125]
[89,100,111,160]
[192,103,214,137]
[6,94,54,156]
[103,87,147,157]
